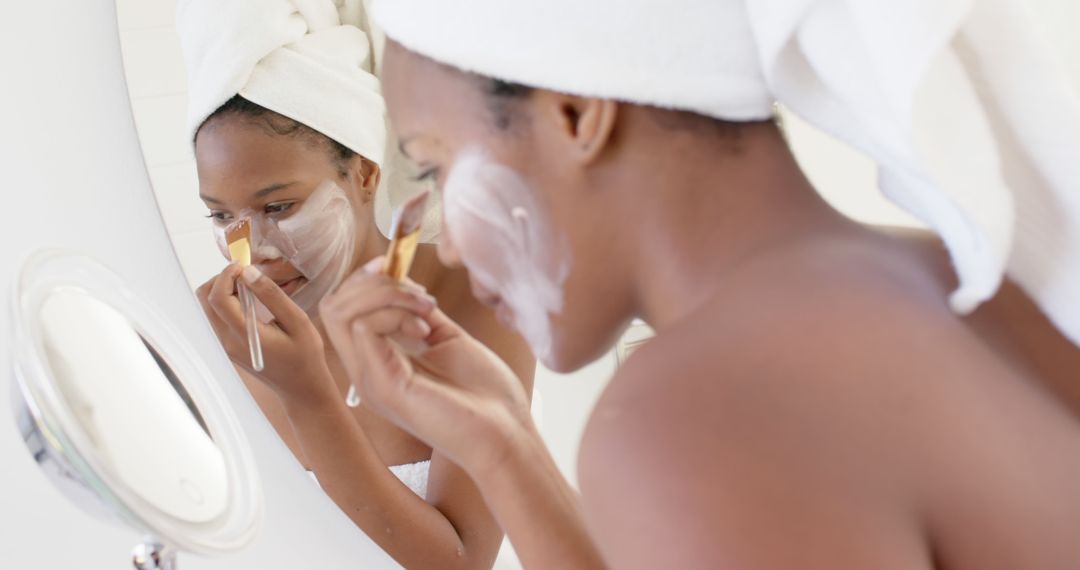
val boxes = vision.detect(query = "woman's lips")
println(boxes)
[472,281,515,328]
[275,276,307,296]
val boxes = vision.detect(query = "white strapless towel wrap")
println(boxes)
[387,459,431,499]
[307,460,430,499]
[176,0,440,241]
[374,0,1080,346]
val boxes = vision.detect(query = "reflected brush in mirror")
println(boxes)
[226,219,264,371]
[345,190,430,408]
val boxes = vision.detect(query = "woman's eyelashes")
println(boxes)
[264,201,296,216]
[204,201,295,223]
[411,167,442,194]
[412,166,439,184]
[206,210,233,223]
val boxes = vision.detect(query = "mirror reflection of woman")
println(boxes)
[177,1,534,568]
[323,1,1080,568]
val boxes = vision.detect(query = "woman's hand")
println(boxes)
[196,263,335,405]
[322,260,606,569]
[319,258,536,479]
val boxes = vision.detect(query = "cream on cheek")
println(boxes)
[211,182,356,313]
[442,150,570,362]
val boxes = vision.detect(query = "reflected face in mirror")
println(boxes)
[381,42,634,372]
[37,287,228,523]
[194,99,381,297]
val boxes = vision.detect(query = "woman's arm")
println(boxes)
[205,264,505,569]
[476,423,605,569]
[234,367,311,464]
[327,266,606,569]
[281,385,504,570]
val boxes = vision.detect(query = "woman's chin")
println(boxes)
[537,324,628,374]
[533,338,581,374]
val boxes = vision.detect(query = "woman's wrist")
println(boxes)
[275,366,343,412]
[471,416,550,491]
[469,417,604,568]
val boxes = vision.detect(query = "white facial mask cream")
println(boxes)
[442,150,570,362]
[212,181,356,314]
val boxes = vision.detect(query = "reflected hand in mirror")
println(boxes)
[196,262,332,405]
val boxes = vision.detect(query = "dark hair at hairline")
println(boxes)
[195,95,357,178]
[480,78,534,130]
[479,77,748,140]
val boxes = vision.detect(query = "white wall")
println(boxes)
[117,0,221,290]
[1030,0,1080,93]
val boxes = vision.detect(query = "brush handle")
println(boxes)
[345,384,361,408]
[341,335,430,408]
[238,283,264,372]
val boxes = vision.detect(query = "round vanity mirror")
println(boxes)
[10,250,262,567]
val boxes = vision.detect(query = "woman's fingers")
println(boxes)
[350,322,515,474]
[321,270,468,348]
[197,272,253,363]
[354,307,432,338]
[207,263,246,331]
[321,274,435,324]
[326,304,432,404]
[198,281,235,340]
[350,320,447,420]
[240,265,309,336]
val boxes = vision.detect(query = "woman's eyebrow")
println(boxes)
[254,181,298,198]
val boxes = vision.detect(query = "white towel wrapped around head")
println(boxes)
[373,0,1080,346]
[177,0,440,242]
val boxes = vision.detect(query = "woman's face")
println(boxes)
[380,43,635,372]
[195,117,372,301]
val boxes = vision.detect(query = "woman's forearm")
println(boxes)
[282,390,487,569]
[476,425,606,569]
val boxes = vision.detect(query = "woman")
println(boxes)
[177,1,534,568]
[303,0,1080,568]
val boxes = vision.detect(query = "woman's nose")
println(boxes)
[250,242,285,266]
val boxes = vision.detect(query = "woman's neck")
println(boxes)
[620,122,854,332]
[352,214,393,274]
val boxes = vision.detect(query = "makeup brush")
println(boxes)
[345,190,431,407]
[383,190,432,282]
[226,219,264,372]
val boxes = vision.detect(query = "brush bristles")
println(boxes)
[226,219,252,266]
[392,190,431,239]
[384,191,430,281]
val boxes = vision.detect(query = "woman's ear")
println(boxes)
[539,93,619,165]
[348,156,382,205]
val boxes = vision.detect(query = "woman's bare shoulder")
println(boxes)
[575,281,988,566]
[577,316,938,567]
